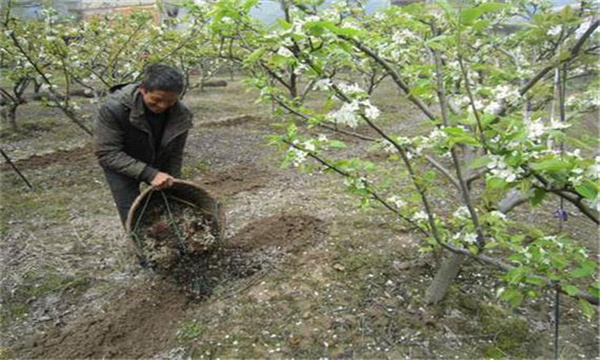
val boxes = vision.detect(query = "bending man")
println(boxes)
[95,64,193,226]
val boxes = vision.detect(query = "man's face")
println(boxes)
[140,87,179,114]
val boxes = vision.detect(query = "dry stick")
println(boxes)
[0,148,33,190]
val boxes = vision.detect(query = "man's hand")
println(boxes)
[151,172,175,190]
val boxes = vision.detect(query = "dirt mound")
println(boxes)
[14,279,188,359]
[195,164,272,197]
[228,213,324,251]
[12,214,325,359]
[0,146,93,171]
[198,114,258,127]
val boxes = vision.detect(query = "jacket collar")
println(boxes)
[117,84,193,144]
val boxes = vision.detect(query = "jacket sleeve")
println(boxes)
[94,104,158,182]
[160,131,189,178]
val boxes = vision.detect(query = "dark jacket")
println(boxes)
[94,84,193,183]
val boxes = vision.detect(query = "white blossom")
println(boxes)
[412,211,428,222]
[337,82,365,97]
[525,120,546,139]
[317,134,328,142]
[315,79,332,91]
[288,141,307,167]
[587,156,600,179]
[487,155,507,170]
[328,100,360,128]
[463,233,478,245]
[548,119,570,130]
[303,140,316,152]
[362,100,380,120]
[484,101,502,115]
[387,195,405,209]
[490,168,522,182]
[453,206,470,219]
[547,25,562,36]
[493,84,520,105]
[277,46,294,58]
[489,211,507,220]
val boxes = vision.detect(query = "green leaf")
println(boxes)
[531,188,547,207]
[460,8,483,26]
[524,277,546,286]
[469,155,491,169]
[442,126,465,135]
[562,284,580,296]
[479,2,509,13]
[579,298,596,319]
[328,140,347,149]
[246,48,266,65]
[276,18,292,30]
[488,177,506,189]
[502,288,524,307]
[575,181,598,200]
[588,283,600,298]
[423,170,437,182]
[570,265,596,278]
[530,159,569,172]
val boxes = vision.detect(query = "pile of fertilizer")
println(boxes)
[131,195,221,271]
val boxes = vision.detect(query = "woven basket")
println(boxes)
[125,180,225,259]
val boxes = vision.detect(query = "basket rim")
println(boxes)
[124,179,217,233]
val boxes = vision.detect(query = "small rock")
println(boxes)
[333,263,345,272]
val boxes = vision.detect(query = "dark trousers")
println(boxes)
[103,168,141,227]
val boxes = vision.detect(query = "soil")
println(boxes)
[14,279,188,359]
[194,163,272,197]
[0,146,94,171]
[13,212,325,359]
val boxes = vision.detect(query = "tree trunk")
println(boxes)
[1,103,18,131]
[424,252,467,305]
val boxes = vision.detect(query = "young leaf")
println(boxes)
[469,155,491,169]
[562,284,580,296]
[579,298,596,319]
[575,181,598,200]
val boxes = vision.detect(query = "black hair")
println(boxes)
[140,63,184,94]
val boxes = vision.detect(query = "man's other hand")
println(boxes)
[151,172,175,190]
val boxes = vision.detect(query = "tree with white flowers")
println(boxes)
[208,0,599,312]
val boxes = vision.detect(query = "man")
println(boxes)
[95,64,193,226]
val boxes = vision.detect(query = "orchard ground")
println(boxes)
[0,77,598,359]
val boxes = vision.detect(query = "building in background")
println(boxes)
[5,0,161,21]
[250,0,391,25]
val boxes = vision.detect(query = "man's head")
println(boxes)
[139,64,184,114]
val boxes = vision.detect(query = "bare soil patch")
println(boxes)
[10,213,325,359]
[194,163,272,197]
[0,146,93,171]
